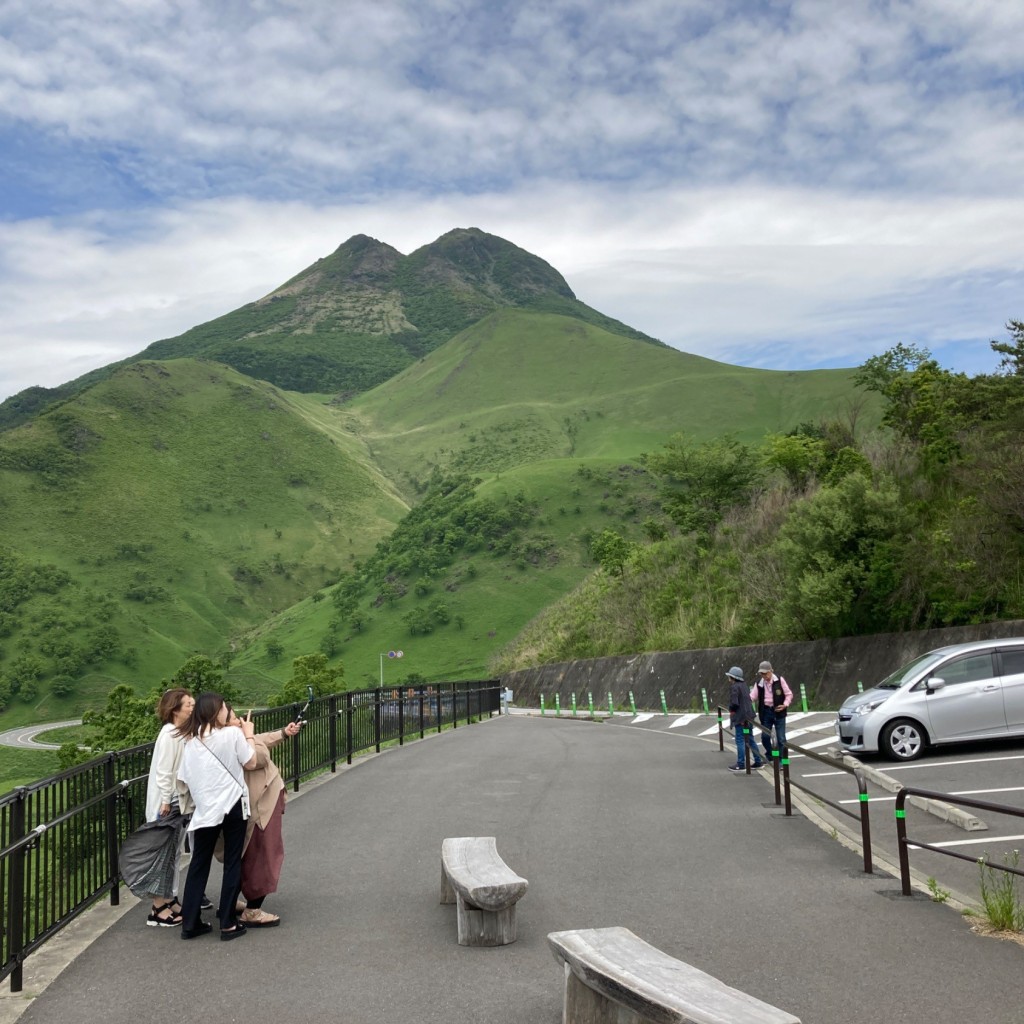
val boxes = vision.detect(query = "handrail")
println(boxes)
[894,786,1024,896]
[777,741,873,875]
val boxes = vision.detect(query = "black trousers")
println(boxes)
[180,798,246,932]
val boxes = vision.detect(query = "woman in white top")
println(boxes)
[176,691,257,941]
[143,688,194,926]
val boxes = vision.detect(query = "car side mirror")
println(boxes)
[926,676,946,693]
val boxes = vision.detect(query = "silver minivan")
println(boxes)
[835,638,1024,761]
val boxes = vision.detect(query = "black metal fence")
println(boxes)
[0,679,500,991]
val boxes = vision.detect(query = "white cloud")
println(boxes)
[2,183,1019,399]
[0,1,1022,400]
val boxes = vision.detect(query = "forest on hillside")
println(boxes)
[493,325,1024,670]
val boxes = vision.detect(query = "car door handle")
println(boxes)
[981,684,1000,691]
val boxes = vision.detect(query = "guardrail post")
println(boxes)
[8,787,26,992]
[855,770,873,874]
[772,749,782,805]
[895,790,912,895]
[782,747,792,816]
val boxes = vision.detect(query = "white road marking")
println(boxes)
[632,714,655,724]
[908,833,1024,851]
[669,714,701,729]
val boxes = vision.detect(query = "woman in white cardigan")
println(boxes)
[143,688,194,926]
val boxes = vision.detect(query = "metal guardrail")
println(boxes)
[716,707,873,873]
[0,679,500,991]
[894,786,1024,897]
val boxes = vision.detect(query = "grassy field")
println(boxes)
[1,308,870,726]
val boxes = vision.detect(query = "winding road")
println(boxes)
[0,719,82,750]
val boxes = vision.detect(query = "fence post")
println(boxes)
[418,686,426,739]
[8,787,26,993]
[329,693,338,772]
[374,689,382,752]
[104,755,121,904]
[398,688,405,746]
[717,706,724,751]
[345,692,354,765]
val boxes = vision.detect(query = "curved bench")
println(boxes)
[440,837,528,946]
[548,927,801,1024]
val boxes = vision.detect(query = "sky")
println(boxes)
[2,0,1023,402]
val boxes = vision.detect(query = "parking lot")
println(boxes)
[590,707,1024,905]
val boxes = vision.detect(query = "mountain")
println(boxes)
[0,227,873,719]
[0,228,659,430]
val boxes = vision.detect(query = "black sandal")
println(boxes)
[147,901,183,927]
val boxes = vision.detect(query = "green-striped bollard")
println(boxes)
[629,691,637,715]
[659,689,668,715]
[799,682,808,712]
[540,694,546,716]
[856,680,863,693]
[571,693,578,717]
[608,692,614,717]
[555,694,561,716]
[701,687,709,714]
[587,691,594,717]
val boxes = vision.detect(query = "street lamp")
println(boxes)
[379,649,404,687]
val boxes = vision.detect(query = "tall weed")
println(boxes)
[978,850,1024,932]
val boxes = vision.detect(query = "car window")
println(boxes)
[876,651,946,690]
[933,653,994,686]
[998,649,1024,676]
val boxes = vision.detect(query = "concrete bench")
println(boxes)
[440,837,528,946]
[548,927,801,1024]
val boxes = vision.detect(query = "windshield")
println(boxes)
[875,650,947,690]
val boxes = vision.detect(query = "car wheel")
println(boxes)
[881,718,927,761]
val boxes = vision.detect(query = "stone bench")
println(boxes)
[548,926,801,1024]
[440,836,528,946]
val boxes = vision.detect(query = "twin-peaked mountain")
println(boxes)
[0,227,866,722]
[0,229,657,428]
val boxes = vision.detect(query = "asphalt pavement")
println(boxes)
[3,713,1022,1024]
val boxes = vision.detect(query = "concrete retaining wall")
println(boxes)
[500,620,1024,712]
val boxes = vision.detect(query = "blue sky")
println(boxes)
[2,0,1023,401]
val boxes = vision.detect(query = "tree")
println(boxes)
[590,529,634,577]
[991,319,1024,376]
[81,684,159,751]
[641,433,761,539]
[167,654,242,706]
[271,653,344,706]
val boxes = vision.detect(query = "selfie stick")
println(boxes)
[294,685,315,724]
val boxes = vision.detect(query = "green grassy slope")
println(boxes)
[0,359,408,723]
[227,309,869,688]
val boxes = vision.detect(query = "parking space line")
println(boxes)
[862,754,1024,773]
[908,832,1024,851]
[840,786,1024,805]
[632,714,655,724]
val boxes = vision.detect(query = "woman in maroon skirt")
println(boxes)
[227,708,302,927]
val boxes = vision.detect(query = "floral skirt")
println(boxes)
[241,790,285,900]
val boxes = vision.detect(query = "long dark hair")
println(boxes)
[184,691,225,739]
